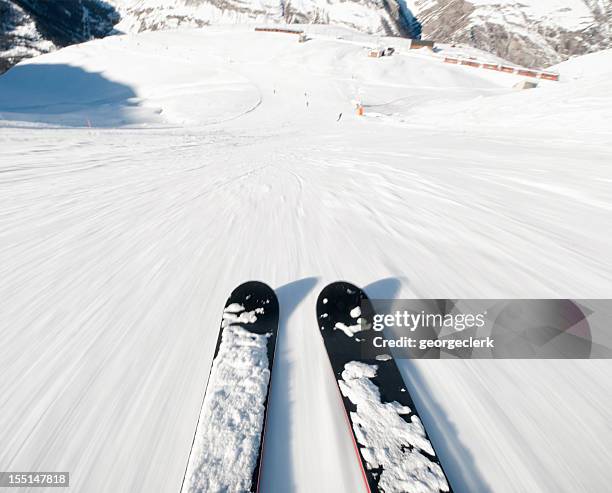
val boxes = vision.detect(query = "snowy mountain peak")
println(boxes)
[106,0,612,67]
[2,0,612,73]
[410,0,612,67]
[108,0,422,38]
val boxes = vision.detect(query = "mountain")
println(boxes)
[2,0,611,74]
[91,0,612,67]
[1,0,52,73]
[0,0,119,74]
[107,0,422,38]
[408,0,612,67]
[1,0,420,74]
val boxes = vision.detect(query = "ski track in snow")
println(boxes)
[0,27,611,493]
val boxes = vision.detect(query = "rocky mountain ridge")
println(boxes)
[410,0,612,67]
[1,0,119,73]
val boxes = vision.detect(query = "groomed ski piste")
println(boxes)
[1,24,612,493]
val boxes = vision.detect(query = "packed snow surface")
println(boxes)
[182,305,271,493]
[340,361,449,493]
[1,25,611,493]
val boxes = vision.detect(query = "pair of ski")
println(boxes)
[181,281,451,493]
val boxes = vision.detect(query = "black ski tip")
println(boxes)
[228,280,277,304]
[222,280,279,339]
[316,281,374,333]
[316,280,365,310]
[317,281,362,298]
[226,279,278,310]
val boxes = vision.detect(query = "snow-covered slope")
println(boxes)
[108,0,421,37]
[0,26,611,493]
[409,0,612,67]
[553,46,612,78]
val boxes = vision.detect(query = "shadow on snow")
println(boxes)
[0,63,141,127]
[260,277,319,492]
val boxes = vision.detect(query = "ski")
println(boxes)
[182,281,279,493]
[316,281,451,493]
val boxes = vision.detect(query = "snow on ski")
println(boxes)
[316,281,451,493]
[181,281,279,493]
